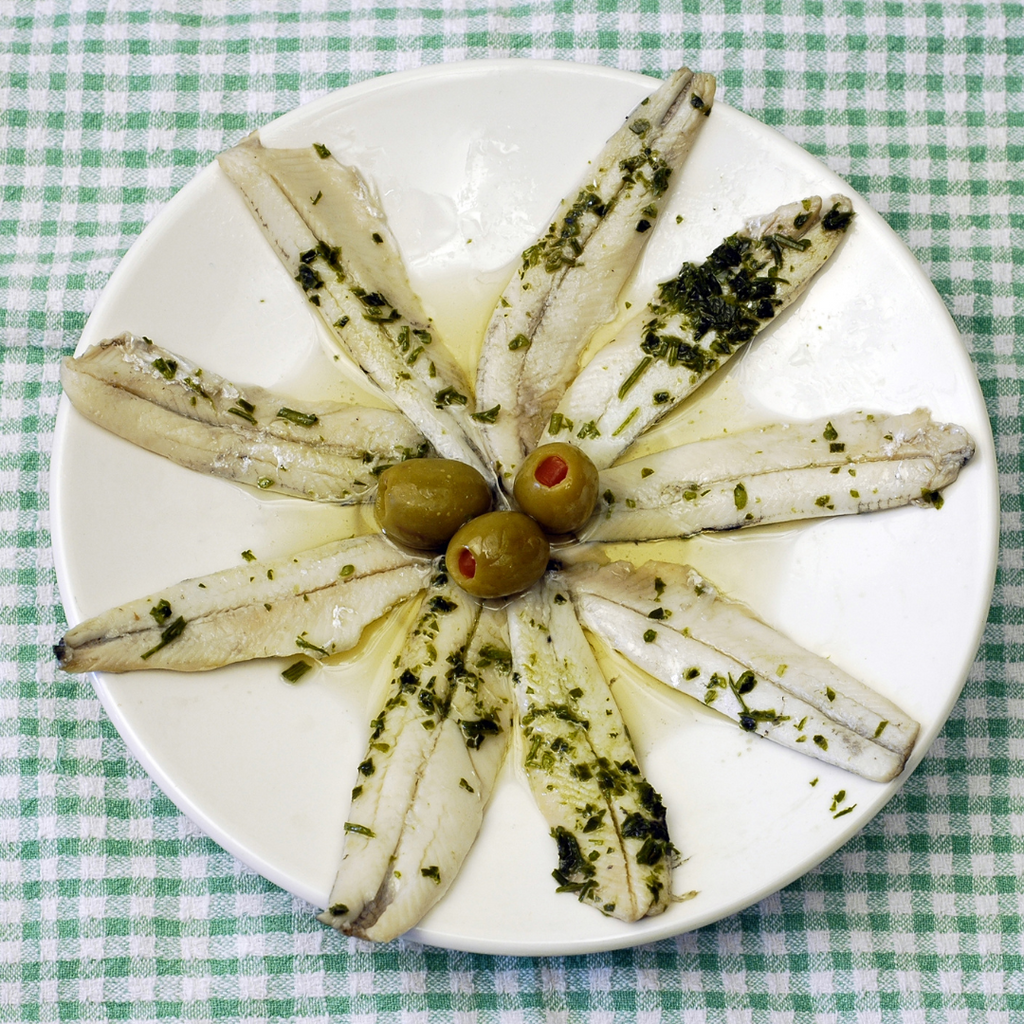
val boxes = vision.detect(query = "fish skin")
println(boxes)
[61,333,429,503]
[564,560,919,771]
[218,137,492,481]
[551,195,854,469]
[475,68,717,488]
[320,583,514,941]
[508,578,672,922]
[323,607,513,942]
[580,409,975,541]
[576,594,905,783]
[56,535,431,673]
[450,606,515,795]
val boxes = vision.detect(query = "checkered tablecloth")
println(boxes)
[1,1,1021,1020]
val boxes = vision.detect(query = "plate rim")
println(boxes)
[49,58,1000,955]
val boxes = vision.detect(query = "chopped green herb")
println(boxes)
[281,660,312,684]
[276,407,319,427]
[149,599,172,625]
[822,203,854,232]
[227,405,257,424]
[471,405,500,423]
[295,635,329,657]
[734,482,747,510]
[618,356,652,400]
[257,477,273,489]
[339,564,355,578]
[151,357,177,379]
[768,233,811,252]
[312,142,331,159]
[344,822,376,837]
[421,865,441,884]
[477,644,512,672]
[241,550,256,562]
[643,629,656,643]
[140,616,186,661]
[612,408,638,437]
[433,386,468,408]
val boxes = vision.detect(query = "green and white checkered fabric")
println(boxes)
[1,1,1021,1020]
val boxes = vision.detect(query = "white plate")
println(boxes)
[51,61,998,955]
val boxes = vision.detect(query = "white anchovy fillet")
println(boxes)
[61,333,429,503]
[320,585,513,941]
[508,578,672,921]
[566,560,919,782]
[581,409,975,541]
[475,67,717,486]
[56,535,431,674]
[552,195,854,469]
[218,136,491,480]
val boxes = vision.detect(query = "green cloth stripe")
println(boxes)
[1,1,1022,1020]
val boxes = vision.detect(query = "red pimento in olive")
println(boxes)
[513,443,600,534]
[445,511,549,599]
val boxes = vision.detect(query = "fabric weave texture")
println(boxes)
[0,1,1021,1021]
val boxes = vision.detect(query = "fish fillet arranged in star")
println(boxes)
[320,580,512,941]
[475,67,717,487]
[55,535,432,674]
[580,409,975,541]
[218,134,492,481]
[507,577,673,920]
[566,560,920,782]
[552,195,854,469]
[62,332,429,503]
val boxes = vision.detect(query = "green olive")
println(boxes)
[445,511,550,599]
[375,458,492,550]
[513,443,600,534]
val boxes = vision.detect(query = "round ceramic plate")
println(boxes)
[51,61,998,955]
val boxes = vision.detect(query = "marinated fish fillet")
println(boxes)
[218,136,491,480]
[581,409,975,541]
[508,578,672,921]
[320,585,513,941]
[56,535,431,673]
[476,67,717,486]
[566,560,919,782]
[552,195,854,469]
[62,333,429,502]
